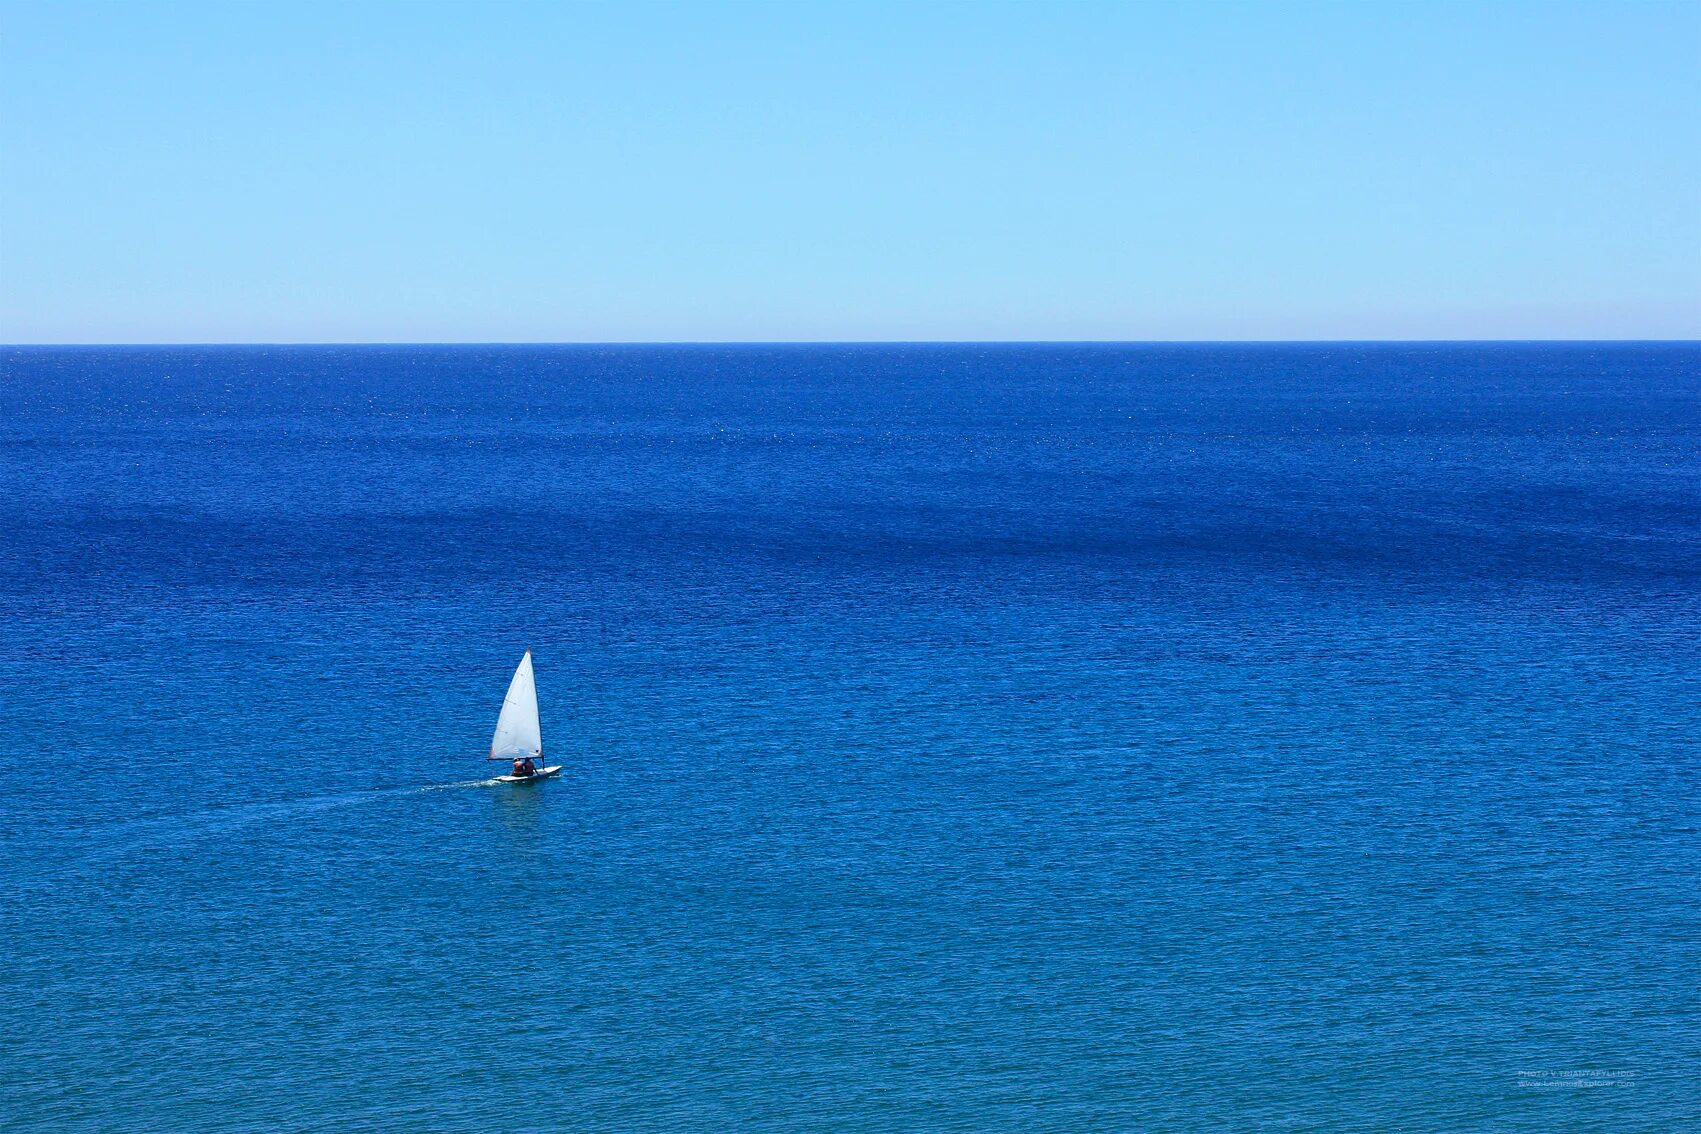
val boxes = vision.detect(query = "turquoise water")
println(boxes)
[1,343,1696,1131]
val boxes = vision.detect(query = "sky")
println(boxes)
[2,0,1697,343]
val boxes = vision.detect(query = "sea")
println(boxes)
[0,343,1695,1133]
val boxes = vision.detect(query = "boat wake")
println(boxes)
[7,777,495,894]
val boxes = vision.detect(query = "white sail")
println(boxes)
[489,651,542,759]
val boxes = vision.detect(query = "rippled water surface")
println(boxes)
[1,344,1696,1132]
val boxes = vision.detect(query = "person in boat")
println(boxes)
[512,756,536,777]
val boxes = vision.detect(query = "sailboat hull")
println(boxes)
[494,765,562,783]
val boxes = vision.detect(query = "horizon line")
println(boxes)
[6,337,1699,349]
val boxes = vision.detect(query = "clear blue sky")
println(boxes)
[3,0,1697,342]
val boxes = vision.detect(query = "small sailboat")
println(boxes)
[488,650,561,783]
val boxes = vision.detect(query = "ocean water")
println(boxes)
[0,343,1695,1133]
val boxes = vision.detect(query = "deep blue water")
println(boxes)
[1,343,1696,1132]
